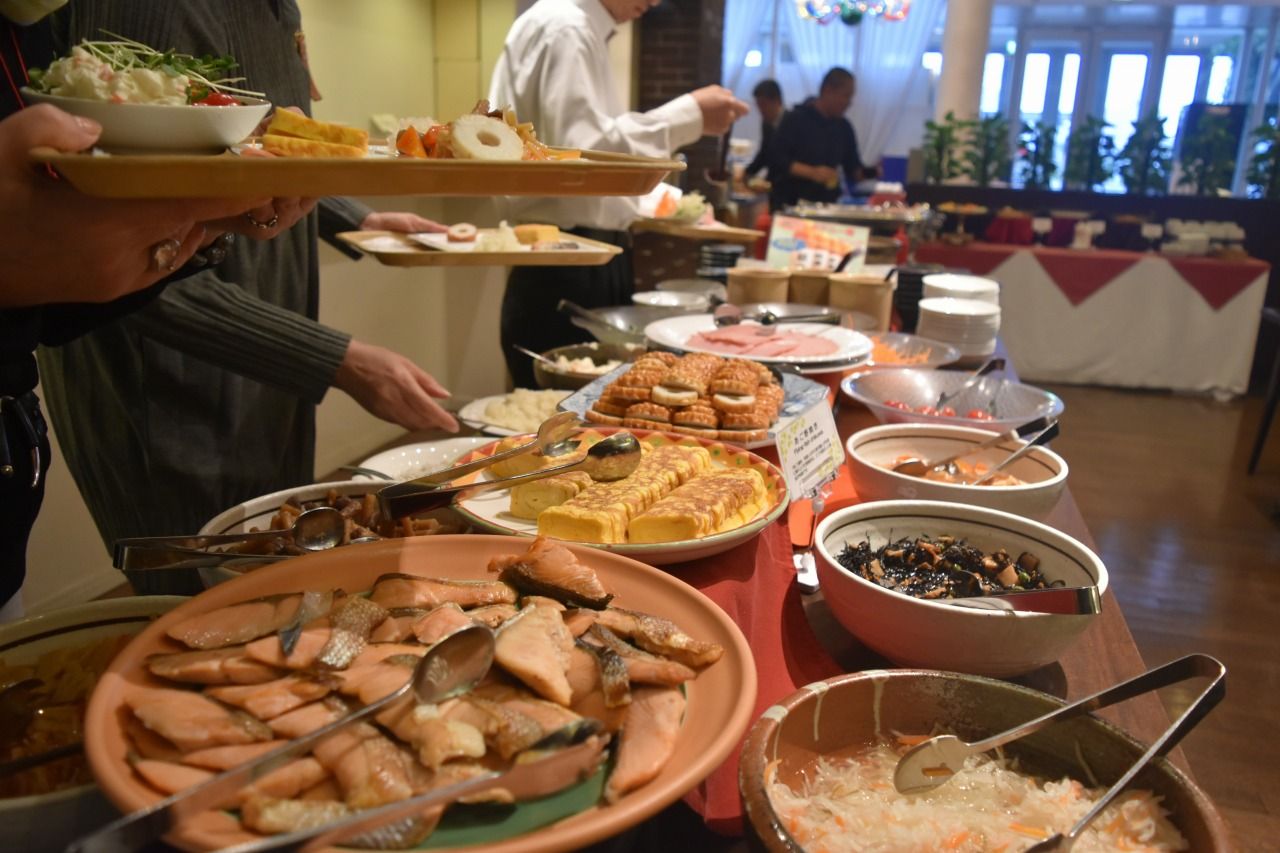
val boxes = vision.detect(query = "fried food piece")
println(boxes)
[267,109,369,150]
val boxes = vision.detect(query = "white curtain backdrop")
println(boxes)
[721,0,768,95]
[779,0,944,163]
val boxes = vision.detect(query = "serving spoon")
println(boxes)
[417,410,581,486]
[712,303,841,333]
[67,624,498,853]
[378,431,642,520]
[113,506,347,572]
[934,356,1006,412]
[891,415,1053,478]
[892,655,1225,849]
[965,419,1059,485]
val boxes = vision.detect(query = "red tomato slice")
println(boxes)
[965,409,995,420]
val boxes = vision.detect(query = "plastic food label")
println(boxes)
[775,404,842,500]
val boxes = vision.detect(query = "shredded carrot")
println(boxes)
[944,829,972,848]
[1008,822,1050,839]
[894,733,933,747]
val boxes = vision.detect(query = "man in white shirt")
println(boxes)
[490,0,747,386]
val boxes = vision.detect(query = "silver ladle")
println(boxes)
[891,415,1053,478]
[965,419,1059,485]
[893,655,1225,850]
[67,624,498,853]
[378,431,642,520]
[112,506,347,572]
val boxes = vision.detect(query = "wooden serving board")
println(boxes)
[31,145,683,199]
[632,217,763,244]
[335,230,621,268]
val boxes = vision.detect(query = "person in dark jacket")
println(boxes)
[768,67,877,210]
[0,14,273,621]
[744,78,784,181]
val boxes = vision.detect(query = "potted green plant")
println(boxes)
[961,113,1011,186]
[1177,113,1237,196]
[1064,116,1117,191]
[1116,112,1171,196]
[1246,118,1280,200]
[922,111,969,183]
[1018,121,1057,189]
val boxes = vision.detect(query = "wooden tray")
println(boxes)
[632,217,763,244]
[335,230,621,267]
[31,145,683,199]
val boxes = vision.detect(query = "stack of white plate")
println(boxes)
[916,297,1001,359]
[922,273,1000,305]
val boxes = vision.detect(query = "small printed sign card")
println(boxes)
[774,402,843,500]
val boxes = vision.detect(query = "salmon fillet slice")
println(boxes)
[146,646,282,685]
[369,573,518,610]
[165,595,301,650]
[603,686,685,803]
[595,606,724,668]
[493,603,574,706]
[206,674,336,720]
[126,687,273,751]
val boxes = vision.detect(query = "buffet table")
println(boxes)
[915,242,1271,396]
[364,393,1182,847]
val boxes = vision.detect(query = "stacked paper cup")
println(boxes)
[921,273,1000,305]
[916,297,1001,359]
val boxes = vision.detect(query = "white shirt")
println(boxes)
[488,0,704,231]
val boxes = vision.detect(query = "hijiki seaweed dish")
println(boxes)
[836,534,1062,600]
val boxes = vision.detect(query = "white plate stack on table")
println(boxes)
[921,273,1001,305]
[915,297,1002,362]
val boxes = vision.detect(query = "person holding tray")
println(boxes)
[489,0,749,388]
[27,2,460,597]
[0,97,279,620]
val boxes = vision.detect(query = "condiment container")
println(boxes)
[788,268,830,306]
[727,267,789,305]
[828,272,896,332]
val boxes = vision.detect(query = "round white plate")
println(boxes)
[644,314,873,366]
[457,391,571,436]
[356,437,494,481]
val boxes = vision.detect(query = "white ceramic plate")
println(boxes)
[644,314,872,366]
[557,364,831,450]
[355,437,495,481]
[458,391,571,436]
[451,429,788,566]
[23,89,270,153]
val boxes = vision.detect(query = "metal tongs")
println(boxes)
[894,654,1226,851]
[712,302,842,329]
[377,426,642,520]
[935,356,1006,412]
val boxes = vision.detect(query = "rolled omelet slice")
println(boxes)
[627,468,767,544]
[509,471,594,520]
[537,445,711,543]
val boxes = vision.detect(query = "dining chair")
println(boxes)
[1248,306,1280,474]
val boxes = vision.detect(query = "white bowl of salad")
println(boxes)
[23,37,270,153]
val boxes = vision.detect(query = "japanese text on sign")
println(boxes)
[775,403,843,500]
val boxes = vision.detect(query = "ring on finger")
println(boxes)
[245,210,280,230]
[150,237,182,272]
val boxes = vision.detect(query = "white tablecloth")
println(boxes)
[928,250,1268,396]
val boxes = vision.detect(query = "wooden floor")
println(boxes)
[1043,383,1280,853]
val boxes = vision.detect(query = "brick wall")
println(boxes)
[636,0,727,197]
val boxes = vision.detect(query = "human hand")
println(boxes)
[333,339,459,433]
[203,196,318,241]
[361,211,447,233]
[690,85,749,136]
[0,104,269,307]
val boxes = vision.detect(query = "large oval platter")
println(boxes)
[84,535,756,853]
[452,428,788,565]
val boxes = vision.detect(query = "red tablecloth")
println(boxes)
[676,517,843,834]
